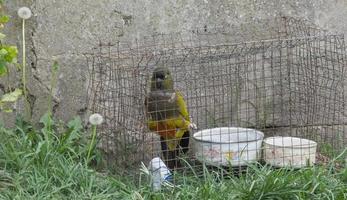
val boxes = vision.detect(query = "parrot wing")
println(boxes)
[175,90,190,122]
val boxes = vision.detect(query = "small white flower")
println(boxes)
[89,113,103,125]
[17,7,32,19]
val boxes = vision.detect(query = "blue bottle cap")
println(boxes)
[164,174,173,182]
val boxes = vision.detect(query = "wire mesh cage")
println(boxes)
[85,16,346,173]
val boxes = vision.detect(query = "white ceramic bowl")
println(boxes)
[263,136,317,168]
[193,127,264,166]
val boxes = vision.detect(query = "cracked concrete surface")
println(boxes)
[1,0,347,126]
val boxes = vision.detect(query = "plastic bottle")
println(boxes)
[148,157,172,191]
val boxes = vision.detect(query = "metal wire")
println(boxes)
[85,16,346,173]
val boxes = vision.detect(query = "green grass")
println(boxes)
[0,114,132,199]
[0,115,346,199]
[137,163,347,200]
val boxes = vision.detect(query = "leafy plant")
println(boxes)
[0,4,17,75]
[0,14,17,77]
[0,88,22,112]
[0,44,17,76]
[0,2,20,114]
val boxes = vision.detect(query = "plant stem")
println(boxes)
[87,125,97,164]
[22,19,26,99]
[22,19,30,118]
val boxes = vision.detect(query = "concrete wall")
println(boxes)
[1,0,347,125]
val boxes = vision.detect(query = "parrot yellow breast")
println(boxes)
[146,91,191,150]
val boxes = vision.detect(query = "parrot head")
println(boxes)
[150,66,174,91]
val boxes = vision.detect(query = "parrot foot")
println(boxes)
[189,122,197,130]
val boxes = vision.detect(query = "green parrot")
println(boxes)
[145,66,196,169]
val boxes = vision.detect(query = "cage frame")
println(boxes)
[85,16,347,173]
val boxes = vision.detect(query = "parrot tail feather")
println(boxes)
[160,131,190,170]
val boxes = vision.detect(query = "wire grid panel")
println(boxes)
[85,17,346,171]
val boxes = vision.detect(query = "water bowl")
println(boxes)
[263,136,317,168]
[193,127,264,166]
